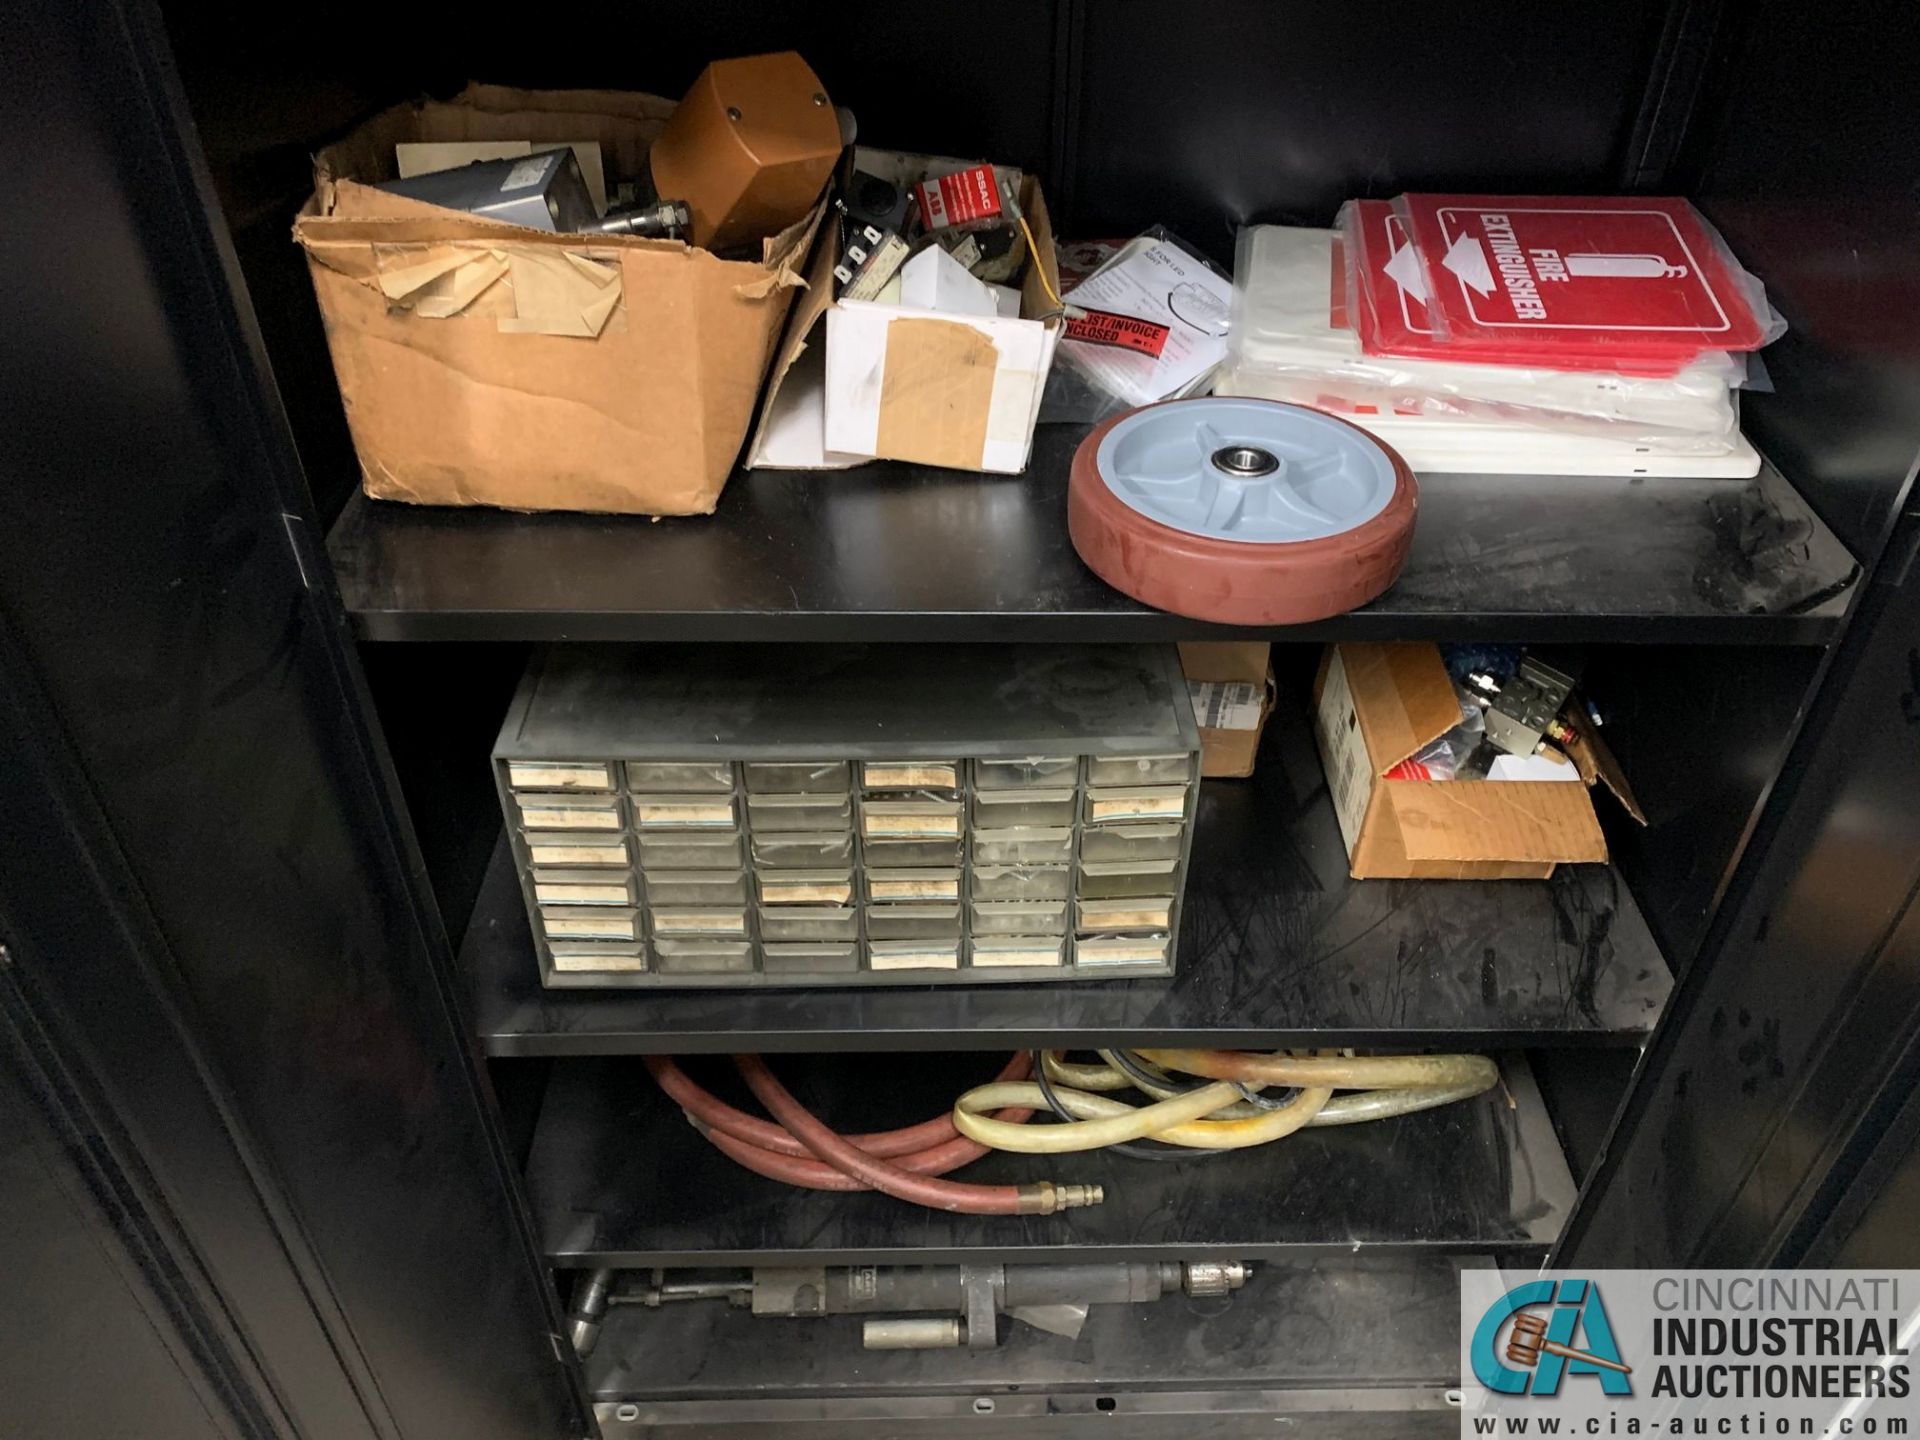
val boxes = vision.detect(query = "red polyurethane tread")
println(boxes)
[1067,401,1418,626]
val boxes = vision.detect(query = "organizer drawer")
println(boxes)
[862,761,959,791]
[757,870,856,906]
[973,755,1080,790]
[971,865,1073,901]
[637,831,744,870]
[506,760,613,791]
[525,833,629,868]
[625,760,734,793]
[541,907,639,941]
[1086,787,1189,825]
[747,793,854,832]
[643,871,750,906]
[865,868,962,903]
[971,827,1074,866]
[531,869,638,906]
[649,907,750,938]
[744,761,851,794]
[1087,753,1193,786]
[759,906,860,943]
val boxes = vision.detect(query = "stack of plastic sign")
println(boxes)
[1213,195,1785,477]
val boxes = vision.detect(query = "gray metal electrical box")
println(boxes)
[375,148,599,232]
[492,645,1201,989]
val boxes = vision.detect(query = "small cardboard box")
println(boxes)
[1179,642,1276,779]
[747,150,1064,473]
[295,85,820,516]
[1311,643,1609,880]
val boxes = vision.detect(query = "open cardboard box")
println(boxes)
[747,149,1065,474]
[294,84,821,516]
[1311,642,1622,879]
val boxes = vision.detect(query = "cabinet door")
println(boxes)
[0,1019,246,1440]
[0,1,586,1436]
[1560,502,1920,1267]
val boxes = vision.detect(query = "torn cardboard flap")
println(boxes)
[1565,705,1649,824]
[1386,781,1609,864]
[1339,642,1466,776]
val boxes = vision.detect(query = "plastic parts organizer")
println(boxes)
[492,645,1201,989]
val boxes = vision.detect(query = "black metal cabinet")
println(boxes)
[1,0,587,1435]
[5,0,1920,1436]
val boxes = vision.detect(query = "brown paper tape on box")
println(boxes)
[875,319,998,470]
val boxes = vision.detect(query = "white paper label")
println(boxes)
[1188,680,1264,732]
[499,156,550,192]
[1314,652,1373,854]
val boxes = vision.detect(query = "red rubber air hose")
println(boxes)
[644,1052,1032,1160]
[644,1053,1036,1195]
[643,1053,1101,1215]
[734,1054,1039,1215]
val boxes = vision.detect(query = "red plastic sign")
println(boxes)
[1347,199,1743,375]
[1394,195,1771,357]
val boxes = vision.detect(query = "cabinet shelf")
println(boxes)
[587,1253,1466,1426]
[528,1052,1571,1267]
[328,425,1855,645]
[462,699,1672,1054]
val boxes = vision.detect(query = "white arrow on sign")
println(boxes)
[1382,241,1431,304]
[1442,233,1496,295]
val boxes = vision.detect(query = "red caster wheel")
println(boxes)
[1067,397,1418,625]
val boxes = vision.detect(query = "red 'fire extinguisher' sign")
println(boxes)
[1387,195,1772,362]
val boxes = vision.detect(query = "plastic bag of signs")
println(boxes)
[1216,194,1786,476]
[295,54,843,516]
[748,152,1071,473]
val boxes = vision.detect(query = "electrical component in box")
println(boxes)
[375,148,693,239]
[647,51,843,251]
[837,165,913,242]
[374,148,601,233]
[593,198,692,240]
[833,223,910,300]
[1463,655,1580,757]
[566,1260,1250,1355]
[940,223,1026,284]
[910,162,1022,234]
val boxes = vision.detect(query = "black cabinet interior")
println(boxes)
[102,0,1920,1430]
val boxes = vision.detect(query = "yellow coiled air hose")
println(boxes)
[952,1049,1500,1154]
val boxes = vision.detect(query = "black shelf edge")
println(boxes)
[462,699,1673,1055]
[327,425,1856,645]
[588,1253,1470,1407]
[527,1052,1571,1267]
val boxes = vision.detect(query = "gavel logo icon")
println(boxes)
[1506,1310,1633,1375]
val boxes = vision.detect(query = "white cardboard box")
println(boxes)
[748,149,1064,474]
